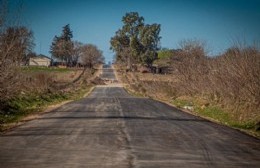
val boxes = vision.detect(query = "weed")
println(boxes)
[21,66,74,73]
[195,106,230,123]
[0,69,94,132]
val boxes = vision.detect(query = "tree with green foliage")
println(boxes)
[110,12,161,69]
[50,24,74,66]
[158,48,174,59]
[140,23,161,66]
[155,48,175,68]
[110,29,130,64]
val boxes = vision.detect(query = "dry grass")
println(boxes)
[18,67,86,93]
[172,46,260,123]
[0,66,100,130]
[115,45,260,135]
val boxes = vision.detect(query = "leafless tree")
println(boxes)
[171,39,209,95]
[71,41,83,66]
[171,38,260,121]
[0,0,34,102]
[80,44,104,68]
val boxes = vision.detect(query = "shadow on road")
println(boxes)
[35,116,210,122]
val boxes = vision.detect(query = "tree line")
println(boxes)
[50,24,104,68]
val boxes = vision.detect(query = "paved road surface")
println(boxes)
[100,65,116,80]
[0,65,259,167]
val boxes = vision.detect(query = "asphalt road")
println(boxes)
[100,65,116,80]
[0,65,259,168]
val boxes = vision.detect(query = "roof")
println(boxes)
[31,54,51,60]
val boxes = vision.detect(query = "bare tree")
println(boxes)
[80,44,103,68]
[0,1,34,102]
[171,39,209,95]
[71,41,83,66]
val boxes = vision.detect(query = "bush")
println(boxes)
[173,44,260,122]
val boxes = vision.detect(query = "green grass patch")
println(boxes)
[195,106,230,123]
[195,106,258,131]
[21,66,73,73]
[0,92,68,128]
[172,98,259,137]
[172,99,192,108]
[0,85,93,132]
[68,85,93,100]
[229,121,256,130]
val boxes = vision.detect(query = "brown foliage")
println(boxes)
[0,26,34,102]
[80,44,104,68]
[119,40,260,122]
[0,0,35,102]
[172,44,260,121]
[207,47,260,115]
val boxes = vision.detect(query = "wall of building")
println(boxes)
[29,58,51,66]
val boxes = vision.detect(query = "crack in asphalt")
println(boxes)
[115,97,136,168]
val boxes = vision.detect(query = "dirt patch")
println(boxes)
[90,77,106,85]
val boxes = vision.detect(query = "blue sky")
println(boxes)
[8,0,260,62]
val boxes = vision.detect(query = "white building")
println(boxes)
[29,55,51,67]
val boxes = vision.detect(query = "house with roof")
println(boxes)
[29,54,52,67]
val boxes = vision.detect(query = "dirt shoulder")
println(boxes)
[114,66,260,138]
[0,67,101,133]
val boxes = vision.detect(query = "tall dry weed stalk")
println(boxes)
[173,41,260,120]
[0,0,34,102]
